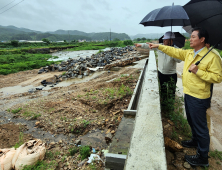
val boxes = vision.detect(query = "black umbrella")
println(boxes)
[159,32,186,48]
[183,0,222,71]
[182,25,192,34]
[183,0,222,50]
[140,3,190,32]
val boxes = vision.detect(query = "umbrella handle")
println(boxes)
[188,61,200,73]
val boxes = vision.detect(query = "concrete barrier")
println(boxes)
[124,59,148,116]
[124,50,167,170]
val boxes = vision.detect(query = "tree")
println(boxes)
[137,38,141,41]
[123,40,133,46]
[113,38,120,41]
[11,40,19,47]
[42,38,50,44]
[64,40,67,43]
[142,37,146,41]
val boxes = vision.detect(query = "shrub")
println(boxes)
[79,146,91,160]
[123,40,133,46]
[69,147,78,156]
[11,40,19,47]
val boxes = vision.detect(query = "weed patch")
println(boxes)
[79,146,91,160]
[14,132,24,149]
[69,147,79,156]
[21,160,57,170]
[209,150,222,160]
[11,108,22,114]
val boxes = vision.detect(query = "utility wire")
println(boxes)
[0,0,17,11]
[0,0,24,15]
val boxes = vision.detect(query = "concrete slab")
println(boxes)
[108,116,135,155]
[124,51,167,170]
[124,110,137,116]
[105,153,127,170]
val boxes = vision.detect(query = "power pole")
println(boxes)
[110,28,111,41]
[68,30,70,43]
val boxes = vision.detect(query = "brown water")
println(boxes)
[0,71,105,96]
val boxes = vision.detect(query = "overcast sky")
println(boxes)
[0,0,189,35]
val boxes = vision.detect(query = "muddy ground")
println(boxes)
[0,48,146,169]
[0,48,222,169]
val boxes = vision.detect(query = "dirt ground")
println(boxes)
[0,56,143,169]
[1,48,222,169]
[162,113,222,170]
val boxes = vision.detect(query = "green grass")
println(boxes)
[0,53,58,75]
[11,108,22,114]
[161,81,191,138]
[89,162,97,170]
[209,150,222,160]
[21,160,57,170]
[82,119,90,128]
[79,146,91,160]
[14,132,24,149]
[69,147,78,156]
[45,150,60,160]
[22,111,41,119]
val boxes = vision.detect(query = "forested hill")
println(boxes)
[0,25,131,41]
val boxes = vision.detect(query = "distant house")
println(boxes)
[78,39,86,42]
[26,41,44,43]
[18,40,44,43]
[18,40,28,42]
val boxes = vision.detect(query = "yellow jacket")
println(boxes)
[158,45,222,99]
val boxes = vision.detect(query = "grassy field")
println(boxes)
[0,53,58,75]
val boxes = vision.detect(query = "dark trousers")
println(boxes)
[158,71,177,102]
[184,94,210,158]
[210,83,214,102]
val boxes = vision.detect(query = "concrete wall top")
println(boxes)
[124,50,167,170]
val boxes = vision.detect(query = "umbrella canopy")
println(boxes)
[140,4,190,27]
[183,0,222,50]
[182,25,192,34]
[159,32,186,48]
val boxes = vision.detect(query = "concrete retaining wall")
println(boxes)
[124,50,167,170]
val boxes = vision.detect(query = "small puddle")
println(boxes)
[0,85,34,95]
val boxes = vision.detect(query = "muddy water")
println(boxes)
[49,47,111,61]
[0,73,105,96]
[49,50,100,61]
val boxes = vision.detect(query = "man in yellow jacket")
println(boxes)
[148,27,222,167]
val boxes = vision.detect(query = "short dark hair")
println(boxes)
[192,27,209,44]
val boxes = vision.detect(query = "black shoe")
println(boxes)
[185,154,209,167]
[181,139,198,148]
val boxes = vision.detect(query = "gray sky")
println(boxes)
[0,0,189,35]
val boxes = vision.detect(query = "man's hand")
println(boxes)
[189,64,198,74]
[146,42,159,49]
[135,43,142,47]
